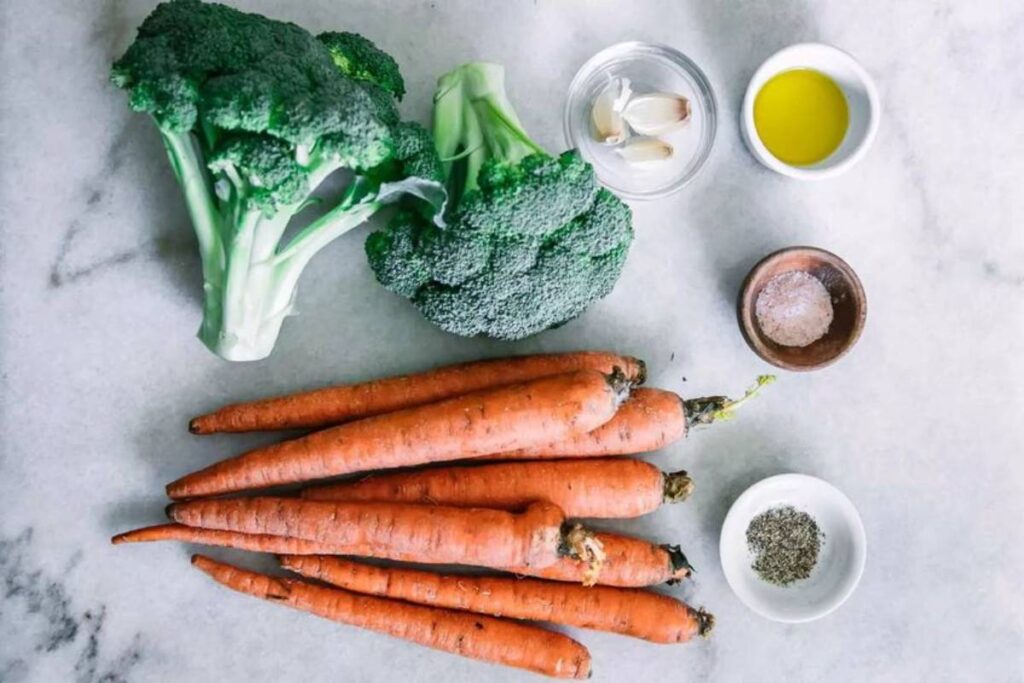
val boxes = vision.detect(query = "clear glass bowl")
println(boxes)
[564,42,718,200]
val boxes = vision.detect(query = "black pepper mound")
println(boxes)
[746,505,824,586]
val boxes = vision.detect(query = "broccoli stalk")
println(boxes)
[112,1,442,360]
[366,62,634,341]
[159,127,381,360]
[432,63,544,200]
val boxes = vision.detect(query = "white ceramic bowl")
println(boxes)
[720,473,866,623]
[741,43,880,180]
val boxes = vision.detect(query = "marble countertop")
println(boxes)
[2,1,1022,681]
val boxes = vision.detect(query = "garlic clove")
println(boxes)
[591,78,632,145]
[622,93,691,136]
[615,137,674,164]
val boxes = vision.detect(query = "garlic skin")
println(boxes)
[615,138,674,164]
[622,93,691,136]
[590,78,632,145]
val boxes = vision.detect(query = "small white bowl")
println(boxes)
[720,473,866,623]
[740,43,880,180]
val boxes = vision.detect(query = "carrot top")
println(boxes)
[684,375,775,428]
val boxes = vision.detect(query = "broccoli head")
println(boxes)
[111,0,443,360]
[365,62,633,340]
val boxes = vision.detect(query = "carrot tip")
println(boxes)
[696,608,715,638]
[662,544,694,578]
[188,419,202,434]
[164,503,178,520]
[110,534,125,545]
[663,470,695,503]
[635,358,647,385]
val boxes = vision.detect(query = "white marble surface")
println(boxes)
[2,1,1022,681]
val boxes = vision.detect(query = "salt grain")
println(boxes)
[755,270,834,347]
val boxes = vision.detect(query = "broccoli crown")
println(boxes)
[365,61,634,340]
[366,159,633,340]
[111,0,397,165]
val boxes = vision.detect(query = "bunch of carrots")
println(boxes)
[115,351,772,679]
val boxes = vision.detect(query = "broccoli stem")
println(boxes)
[196,196,379,362]
[433,62,545,199]
[270,200,380,318]
[160,130,225,286]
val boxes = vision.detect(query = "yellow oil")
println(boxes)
[753,69,849,166]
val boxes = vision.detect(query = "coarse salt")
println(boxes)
[755,270,833,347]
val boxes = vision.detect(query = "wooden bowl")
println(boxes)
[738,247,866,371]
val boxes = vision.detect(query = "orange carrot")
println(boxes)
[111,524,347,554]
[489,377,777,460]
[280,555,714,644]
[168,369,630,499]
[494,388,687,459]
[192,555,591,679]
[167,498,601,571]
[503,532,693,587]
[301,458,694,518]
[189,351,645,434]
[114,525,681,588]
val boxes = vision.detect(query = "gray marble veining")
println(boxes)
[1,1,1022,681]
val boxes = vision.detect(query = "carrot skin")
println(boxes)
[488,388,687,460]
[168,369,630,499]
[280,555,712,643]
[192,555,591,679]
[168,498,567,569]
[115,524,683,587]
[301,458,677,518]
[190,351,645,434]
[504,532,693,587]
[111,524,349,554]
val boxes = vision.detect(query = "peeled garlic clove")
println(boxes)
[591,78,632,145]
[615,138,674,164]
[622,93,691,136]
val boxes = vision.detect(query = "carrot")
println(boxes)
[494,388,687,459]
[111,524,348,554]
[167,498,601,571]
[280,555,714,644]
[115,525,682,588]
[189,351,645,434]
[168,369,631,499]
[117,524,682,588]
[492,376,776,460]
[503,531,693,587]
[192,555,591,679]
[301,458,694,518]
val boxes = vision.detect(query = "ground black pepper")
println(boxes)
[746,505,824,586]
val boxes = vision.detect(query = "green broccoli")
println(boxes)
[111,0,443,360]
[365,62,634,340]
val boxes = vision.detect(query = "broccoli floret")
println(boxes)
[111,0,443,360]
[318,31,405,100]
[206,134,308,212]
[365,62,633,340]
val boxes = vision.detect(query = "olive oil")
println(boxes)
[753,69,849,166]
